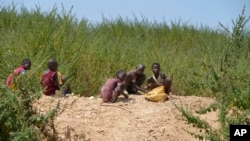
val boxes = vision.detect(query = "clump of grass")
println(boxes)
[196,103,218,114]
[175,104,211,130]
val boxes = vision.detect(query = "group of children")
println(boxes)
[101,63,173,103]
[6,59,173,103]
[6,58,70,96]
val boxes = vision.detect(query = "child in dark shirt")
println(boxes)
[146,63,173,101]
[125,64,147,94]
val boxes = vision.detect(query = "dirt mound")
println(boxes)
[33,94,219,141]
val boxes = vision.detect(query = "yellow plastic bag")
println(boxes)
[144,86,167,102]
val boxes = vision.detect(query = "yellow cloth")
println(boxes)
[10,82,17,90]
[57,72,63,85]
[144,86,167,102]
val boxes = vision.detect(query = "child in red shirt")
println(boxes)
[40,59,70,96]
[6,59,32,89]
[101,70,128,103]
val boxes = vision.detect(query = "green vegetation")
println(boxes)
[0,4,249,141]
[175,7,250,141]
[0,74,59,140]
[195,102,218,114]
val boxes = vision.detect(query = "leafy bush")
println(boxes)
[0,72,58,140]
[176,6,250,141]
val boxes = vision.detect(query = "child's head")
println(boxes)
[22,59,31,70]
[151,63,160,74]
[47,59,58,71]
[115,70,127,81]
[135,64,145,75]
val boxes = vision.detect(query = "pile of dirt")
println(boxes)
[33,94,219,141]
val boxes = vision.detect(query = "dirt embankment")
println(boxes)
[33,94,219,141]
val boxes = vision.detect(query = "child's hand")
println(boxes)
[167,95,173,100]
[123,90,129,95]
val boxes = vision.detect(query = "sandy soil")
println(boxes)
[33,93,219,141]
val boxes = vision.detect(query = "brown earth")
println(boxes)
[33,93,220,141]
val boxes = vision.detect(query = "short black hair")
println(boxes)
[151,62,160,68]
[136,64,145,69]
[115,70,126,78]
[21,59,31,65]
[47,59,58,70]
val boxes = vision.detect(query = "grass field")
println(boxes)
[1,5,248,97]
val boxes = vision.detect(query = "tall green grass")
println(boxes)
[2,4,247,96]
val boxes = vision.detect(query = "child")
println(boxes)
[145,63,173,102]
[125,64,147,94]
[101,70,128,103]
[40,59,71,96]
[6,59,32,90]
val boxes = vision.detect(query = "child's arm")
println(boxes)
[117,82,129,99]
[134,84,147,93]
[147,76,160,90]
[147,83,161,90]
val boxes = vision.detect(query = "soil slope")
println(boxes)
[33,94,219,141]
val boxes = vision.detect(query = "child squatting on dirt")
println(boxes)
[144,63,173,102]
[101,70,129,103]
[40,59,71,96]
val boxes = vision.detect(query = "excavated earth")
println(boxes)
[33,93,219,141]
